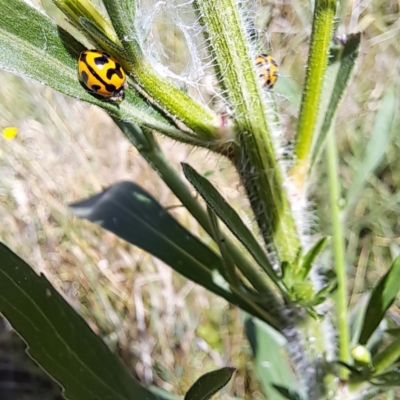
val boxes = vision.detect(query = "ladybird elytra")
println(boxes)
[78,49,127,101]
[255,54,278,89]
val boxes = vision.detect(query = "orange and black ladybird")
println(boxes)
[78,50,127,101]
[255,54,278,89]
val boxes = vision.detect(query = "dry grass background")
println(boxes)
[0,0,400,399]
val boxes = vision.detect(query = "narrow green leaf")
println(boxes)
[206,207,240,287]
[349,294,369,348]
[359,256,400,345]
[370,371,400,387]
[182,163,282,289]
[0,243,161,400]
[346,86,397,209]
[298,237,329,279]
[272,385,305,400]
[70,181,274,324]
[373,336,400,375]
[310,33,361,168]
[184,367,235,400]
[385,327,400,337]
[0,0,203,146]
[245,318,304,400]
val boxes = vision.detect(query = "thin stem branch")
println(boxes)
[326,126,349,379]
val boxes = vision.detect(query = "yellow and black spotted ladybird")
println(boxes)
[255,54,278,89]
[78,50,127,101]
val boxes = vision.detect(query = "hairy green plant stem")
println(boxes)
[102,0,219,140]
[194,0,300,265]
[326,127,350,380]
[292,0,337,189]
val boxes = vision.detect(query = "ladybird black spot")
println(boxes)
[266,79,271,86]
[91,84,102,92]
[106,64,124,80]
[94,54,110,66]
[271,59,278,67]
[105,83,117,92]
[80,52,87,63]
[81,71,89,84]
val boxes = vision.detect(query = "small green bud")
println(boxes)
[351,345,372,366]
[292,282,315,302]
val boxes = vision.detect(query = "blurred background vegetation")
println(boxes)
[0,0,399,398]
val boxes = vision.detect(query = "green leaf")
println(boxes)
[0,243,161,400]
[0,0,201,145]
[385,328,400,337]
[272,385,305,400]
[370,371,400,387]
[310,33,361,168]
[349,294,370,348]
[184,367,235,400]
[181,163,281,289]
[372,336,400,375]
[298,237,329,279]
[245,318,304,400]
[346,85,397,210]
[206,207,240,287]
[70,181,271,322]
[359,256,400,345]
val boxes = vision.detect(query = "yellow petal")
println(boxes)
[3,127,18,140]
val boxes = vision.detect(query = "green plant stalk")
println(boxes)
[195,0,300,264]
[292,0,337,189]
[372,336,400,375]
[326,127,350,379]
[116,121,282,310]
[101,0,219,140]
